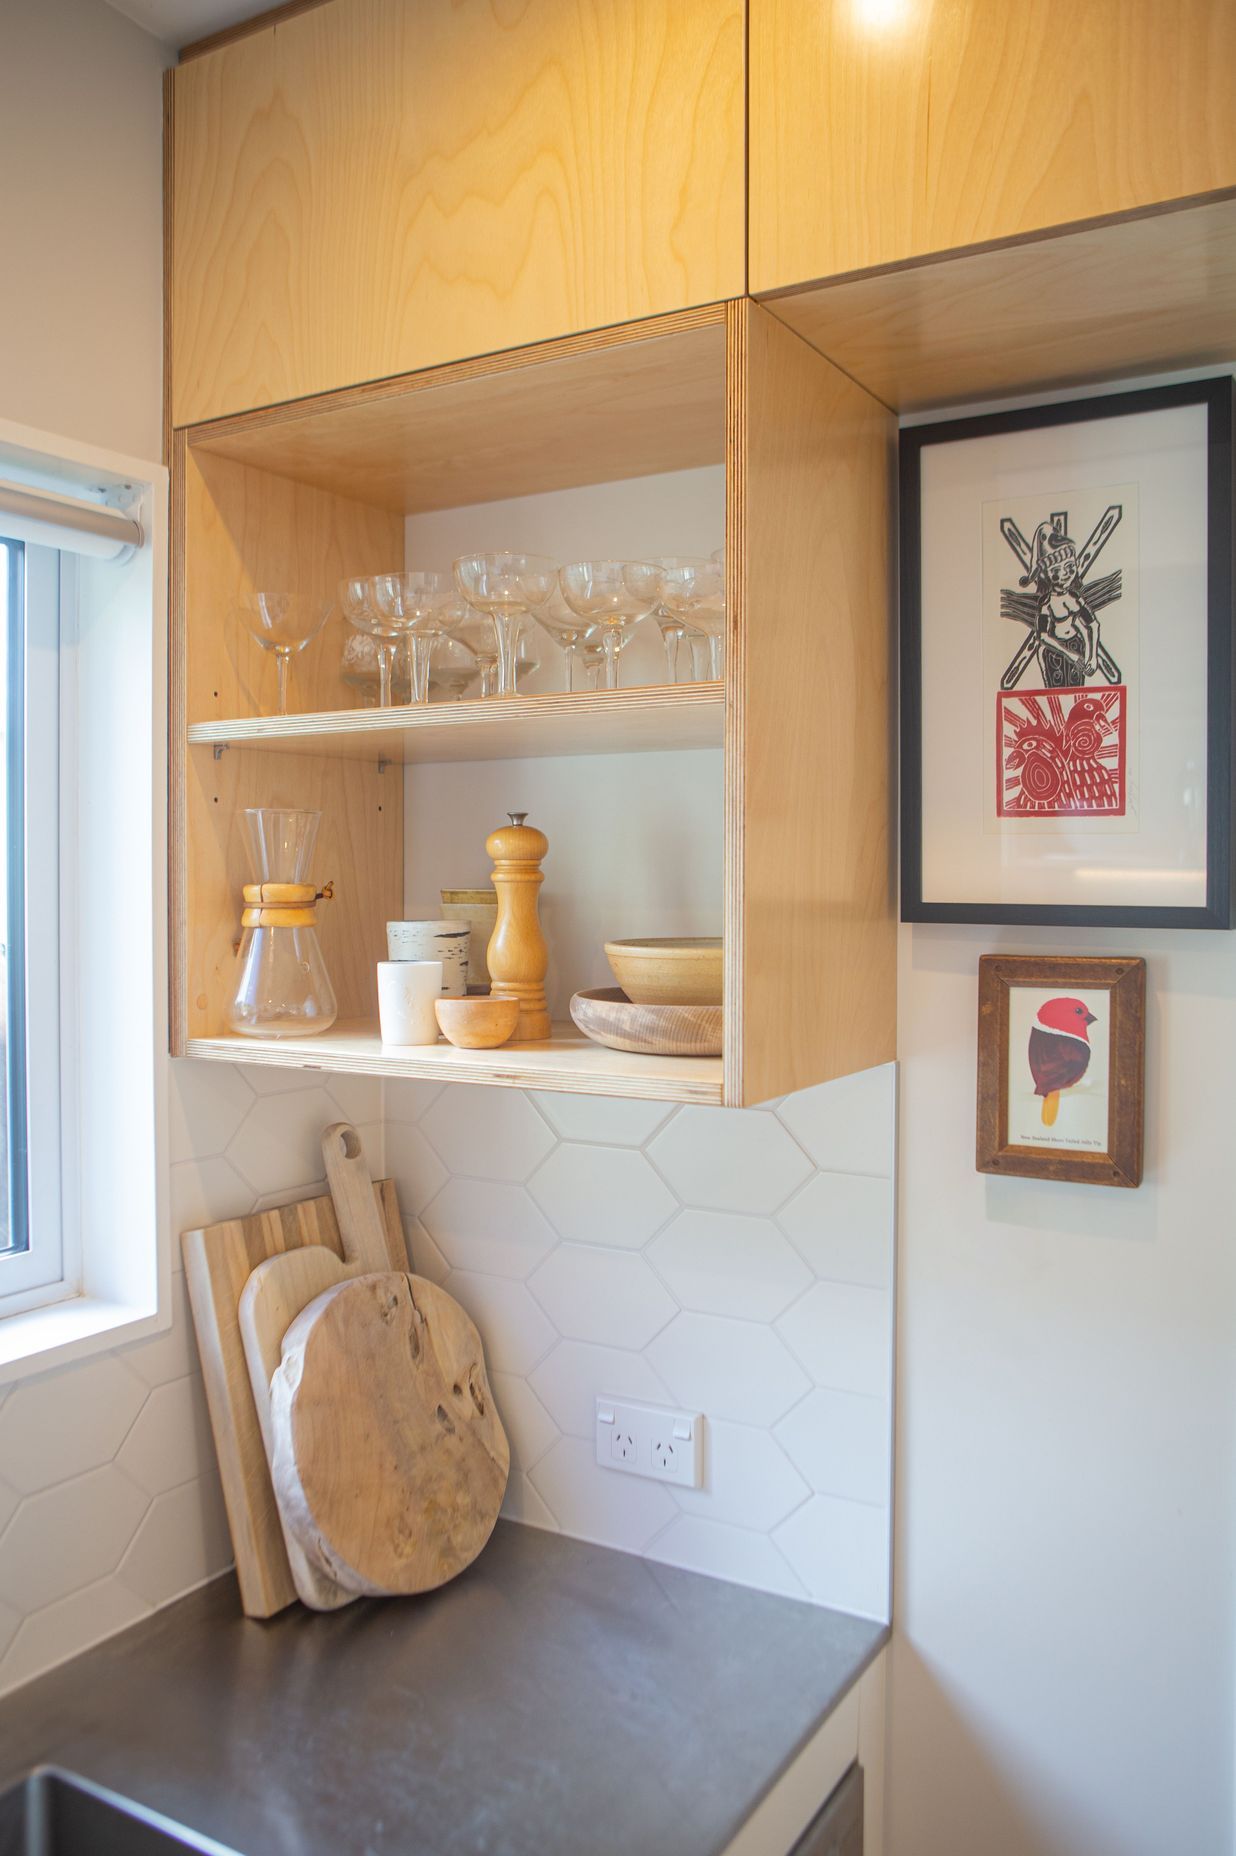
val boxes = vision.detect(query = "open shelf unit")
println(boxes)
[171,301,897,1105]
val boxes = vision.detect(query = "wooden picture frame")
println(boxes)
[977,955,1145,1188]
[901,376,1234,928]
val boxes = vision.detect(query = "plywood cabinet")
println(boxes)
[170,304,897,1106]
[750,0,1236,294]
[171,0,745,426]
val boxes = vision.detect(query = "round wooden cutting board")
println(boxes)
[269,1271,510,1598]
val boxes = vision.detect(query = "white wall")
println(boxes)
[0,0,247,1696]
[888,361,1236,1851]
[0,0,166,460]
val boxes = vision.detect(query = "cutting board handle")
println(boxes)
[322,1122,391,1273]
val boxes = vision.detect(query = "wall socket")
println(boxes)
[595,1396,704,1489]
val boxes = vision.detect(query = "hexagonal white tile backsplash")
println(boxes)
[0,1059,895,1700]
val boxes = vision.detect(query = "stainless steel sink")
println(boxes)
[0,1770,240,1856]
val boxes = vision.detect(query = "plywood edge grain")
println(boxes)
[734,303,897,1103]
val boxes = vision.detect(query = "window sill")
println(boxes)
[0,1294,168,1385]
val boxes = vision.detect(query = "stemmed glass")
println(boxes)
[339,576,403,709]
[238,591,332,716]
[558,560,660,690]
[454,553,558,696]
[533,588,600,692]
[654,557,726,681]
[427,634,480,700]
[372,570,454,703]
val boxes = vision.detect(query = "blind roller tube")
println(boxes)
[0,479,142,560]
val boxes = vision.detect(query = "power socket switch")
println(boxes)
[595,1396,704,1489]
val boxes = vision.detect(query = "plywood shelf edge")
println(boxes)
[187,684,726,764]
[185,1022,724,1105]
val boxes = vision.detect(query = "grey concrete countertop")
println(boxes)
[0,1521,886,1856]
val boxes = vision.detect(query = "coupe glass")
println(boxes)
[558,559,660,690]
[533,588,600,692]
[372,570,454,703]
[238,591,331,716]
[339,575,403,708]
[454,553,558,696]
[428,633,480,700]
[654,557,726,680]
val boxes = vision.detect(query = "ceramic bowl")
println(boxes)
[603,937,723,1007]
[434,994,520,1050]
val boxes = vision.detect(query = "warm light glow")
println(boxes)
[851,0,910,29]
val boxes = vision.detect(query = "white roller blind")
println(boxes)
[0,477,142,560]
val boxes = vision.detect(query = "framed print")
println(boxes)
[901,377,1234,927]
[976,955,1145,1188]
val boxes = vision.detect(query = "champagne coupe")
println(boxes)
[339,575,403,709]
[454,553,557,696]
[372,570,454,703]
[558,559,660,691]
[533,587,600,692]
[238,591,332,716]
[427,634,480,700]
[654,556,726,680]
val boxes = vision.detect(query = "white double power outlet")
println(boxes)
[595,1395,704,1489]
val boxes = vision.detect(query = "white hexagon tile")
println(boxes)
[385,1063,896,1623]
[0,1061,389,1701]
[0,1058,896,1703]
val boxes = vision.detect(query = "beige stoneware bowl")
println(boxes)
[603,937,723,1007]
[434,995,520,1049]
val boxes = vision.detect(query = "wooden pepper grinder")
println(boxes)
[486,813,551,1042]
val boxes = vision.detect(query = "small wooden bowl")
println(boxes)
[604,938,723,1007]
[434,995,520,1049]
[571,987,723,1057]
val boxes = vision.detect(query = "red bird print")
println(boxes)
[1028,995,1097,1127]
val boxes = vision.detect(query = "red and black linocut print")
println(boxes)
[994,506,1127,820]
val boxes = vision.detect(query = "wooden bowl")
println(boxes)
[434,995,520,1049]
[603,938,723,1007]
[571,987,723,1057]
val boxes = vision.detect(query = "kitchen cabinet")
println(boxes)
[791,1762,863,1856]
[170,0,745,426]
[170,301,897,1106]
[749,0,1236,295]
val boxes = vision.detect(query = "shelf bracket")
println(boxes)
[212,743,229,761]
[377,755,391,774]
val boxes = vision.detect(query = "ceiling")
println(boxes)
[103,0,275,49]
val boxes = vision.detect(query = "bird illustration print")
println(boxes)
[1027,996,1097,1127]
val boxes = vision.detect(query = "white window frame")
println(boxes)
[0,417,168,1381]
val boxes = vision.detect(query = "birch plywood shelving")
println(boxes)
[171,303,898,1106]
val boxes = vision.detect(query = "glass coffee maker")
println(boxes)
[228,808,338,1037]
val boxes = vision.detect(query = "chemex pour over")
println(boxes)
[228,808,338,1037]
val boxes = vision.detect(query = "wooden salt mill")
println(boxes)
[486,812,551,1042]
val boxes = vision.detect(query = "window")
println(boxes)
[0,419,167,1379]
[0,537,66,1309]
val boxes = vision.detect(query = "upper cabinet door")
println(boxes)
[172,0,745,426]
[750,0,1236,294]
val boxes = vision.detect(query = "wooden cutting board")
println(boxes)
[183,1178,408,1618]
[238,1245,357,1612]
[270,1269,510,1597]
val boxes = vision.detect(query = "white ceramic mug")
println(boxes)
[385,919,470,996]
[377,960,443,1046]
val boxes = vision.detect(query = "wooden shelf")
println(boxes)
[762,195,1236,413]
[187,684,725,765]
[185,1020,723,1105]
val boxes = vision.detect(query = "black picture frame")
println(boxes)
[900,376,1235,928]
